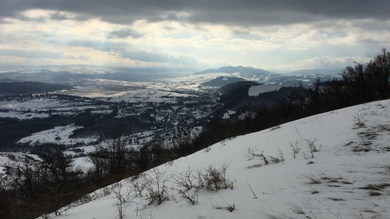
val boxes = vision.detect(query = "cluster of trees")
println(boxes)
[87,133,174,181]
[0,93,87,102]
[72,107,152,139]
[0,115,73,151]
[0,134,173,219]
[0,148,83,218]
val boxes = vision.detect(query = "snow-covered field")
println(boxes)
[41,99,390,219]
[0,152,41,175]
[18,125,99,146]
[0,98,101,119]
[63,80,197,102]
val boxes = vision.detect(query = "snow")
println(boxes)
[41,99,390,219]
[72,157,94,171]
[18,125,99,146]
[0,99,64,110]
[248,84,282,97]
[222,110,236,119]
[0,152,41,175]
[0,111,50,119]
[63,81,196,103]
[0,99,101,119]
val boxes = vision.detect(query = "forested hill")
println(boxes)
[0,82,72,95]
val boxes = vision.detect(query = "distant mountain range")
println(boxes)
[0,65,343,88]
[287,68,343,76]
[195,66,342,87]
[195,66,342,77]
[0,67,184,85]
[0,82,72,95]
[195,65,273,76]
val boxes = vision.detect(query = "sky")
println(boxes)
[1,0,390,72]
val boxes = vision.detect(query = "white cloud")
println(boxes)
[282,56,372,70]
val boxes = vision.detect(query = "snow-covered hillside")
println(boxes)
[42,99,390,219]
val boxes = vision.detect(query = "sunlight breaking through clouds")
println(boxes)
[0,1,389,71]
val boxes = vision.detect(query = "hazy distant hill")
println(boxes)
[0,82,72,95]
[0,67,185,84]
[219,81,260,109]
[200,76,246,88]
[194,66,275,79]
[194,66,345,86]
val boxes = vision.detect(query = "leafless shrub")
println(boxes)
[246,182,258,199]
[172,167,195,191]
[101,187,111,196]
[355,115,366,128]
[130,174,147,198]
[306,176,321,184]
[177,188,199,205]
[288,203,305,215]
[269,149,285,164]
[248,148,269,165]
[135,207,156,219]
[289,141,301,159]
[294,128,322,158]
[303,139,321,159]
[111,182,131,219]
[195,169,206,189]
[173,167,199,205]
[144,169,170,206]
[203,164,233,191]
[269,156,281,164]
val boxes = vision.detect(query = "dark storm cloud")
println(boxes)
[107,29,144,39]
[1,0,389,26]
[49,12,89,21]
[49,39,198,66]
[50,12,70,20]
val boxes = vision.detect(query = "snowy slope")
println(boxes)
[42,99,390,219]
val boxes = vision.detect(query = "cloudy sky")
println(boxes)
[1,0,389,71]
